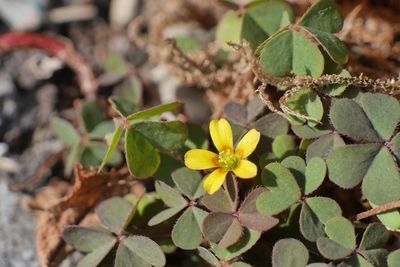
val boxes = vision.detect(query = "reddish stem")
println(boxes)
[0,33,97,100]
[354,199,400,221]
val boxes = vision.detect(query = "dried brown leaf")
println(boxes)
[35,165,131,267]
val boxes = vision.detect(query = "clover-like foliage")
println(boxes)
[51,101,122,176]
[63,197,166,267]
[59,1,400,266]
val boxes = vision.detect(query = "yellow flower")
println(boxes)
[184,118,261,195]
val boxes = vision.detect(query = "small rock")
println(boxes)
[0,0,46,31]
[0,156,20,174]
[110,0,139,29]
[0,179,40,267]
[48,4,98,24]
[150,64,182,103]
[0,73,14,97]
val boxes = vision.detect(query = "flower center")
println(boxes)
[218,149,240,171]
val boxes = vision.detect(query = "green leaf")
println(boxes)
[330,94,400,141]
[391,132,400,162]
[362,147,400,205]
[371,202,400,230]
[203,213,243,248]
[81,101,106,133]
[80,143,119,169]
[360,249,388,267]
[330,98,380,141]
[361,93,400,140]
[376,213,399,238]
[252,113,289,139]
[281,155,306,183]
[241,0,294,50]
[89,121,115,139]
[272,238,309,267]
[257,163,301,215]
[155,181,187,207]
[115,76,142,105]
[197,247,220,267]
[299,0,343,33]
[340,255,374,267]
[291,123,331,139]
[323,69,351,96]
[174,35,201,54]
[127,102,183,121]
[317,237,353,260]
[212,229,261,261]
[325,217,356,250]
[63,226,115,253]
[286,88,324,126]
[104,52,128,75]
[172,207,207,250]
[299,138,313,156]
[128,194,165,227]
[132,121,188,152]
[326,144,382,189]
[171,167,204,198]
[216,11,243,50]
[98,125,123,172]
[300,197,342,242]
[304,157,326,195]
[306,133,345,162]
[258,30,324,77]
[303,27,348,64]
[148,206,185,226]
[115,244,149,267]
[51,118,80,147]
[272,135,297,159]
[203,185,237,213]
[64,143,83,176]
[360,223,390,251]
[76,240,116,267]
[96,197,138,234]
[246,96,265,121]
[388,249,400,267]
[238,187,279,232]
[82,142,121,166]
[125,128,160,179]
[109,96,140,118]
[122,235,166,267]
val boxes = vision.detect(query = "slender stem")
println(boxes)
[354,200,400,221]
[0,33,97,100]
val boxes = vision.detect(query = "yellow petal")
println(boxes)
[233,160,257,179]
[235,129,261,158]
[184,149,219,170]
[203,168,228,194]
[210,118,233,152]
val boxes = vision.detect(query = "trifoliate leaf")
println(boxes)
[257,163,301,215]
[272,238,309,267]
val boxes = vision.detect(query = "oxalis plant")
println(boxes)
[58,0,400,266]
